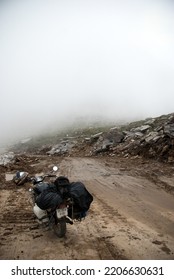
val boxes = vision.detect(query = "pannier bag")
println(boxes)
[35,187,63,210]
[33,182,50,195]
[67,181,93,219]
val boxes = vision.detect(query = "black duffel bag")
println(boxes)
[67,181,93,219]
[35,185,63,210]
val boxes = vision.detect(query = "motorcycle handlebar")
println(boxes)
[44,174,57,178]
[28,173,57,184]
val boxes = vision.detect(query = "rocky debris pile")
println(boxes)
[8,112,174,163]
[91,129,124,154]
[89,113,174,162]
[0,152,15,166]
[46,139,77,156]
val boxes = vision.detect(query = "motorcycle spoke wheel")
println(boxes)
[53,221,66,238]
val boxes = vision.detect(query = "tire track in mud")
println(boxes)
[1,188,36,230]
[0,187,44,259]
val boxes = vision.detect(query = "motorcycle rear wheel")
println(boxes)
[53,220,66,238]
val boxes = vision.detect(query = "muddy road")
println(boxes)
[0,155,174,260]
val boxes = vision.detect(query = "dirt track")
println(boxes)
[0,155,174,260]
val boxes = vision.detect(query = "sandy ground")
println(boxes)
[0,155,174,260]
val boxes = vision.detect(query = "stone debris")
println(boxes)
[93,129,124,154]
[46,140,76,156]
[0,152,15,166]
[86,113,174,162]
[112,114,173,162]
[131,124,151,133]
[8,112,174,163]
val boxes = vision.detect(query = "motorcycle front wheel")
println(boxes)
[53,219,66,238]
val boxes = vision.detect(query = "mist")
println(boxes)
[1,0,174,147]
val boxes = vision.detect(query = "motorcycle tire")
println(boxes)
[53,220,66,238]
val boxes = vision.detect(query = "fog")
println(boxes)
[1,0,174,147]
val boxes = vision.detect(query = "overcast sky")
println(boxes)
[0,0,174,146]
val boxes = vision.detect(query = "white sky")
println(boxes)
[0,0,174,145]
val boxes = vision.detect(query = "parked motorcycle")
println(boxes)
[13,166,85,237]
[28,166,73,238]
[13,166,92,238]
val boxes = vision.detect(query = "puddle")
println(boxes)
[5,173,14,181]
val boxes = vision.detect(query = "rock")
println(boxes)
[0,152,15,166]
[105,130,124,144]
[131,125,151,133]
[134,132,144,138]
[144,118,155,125]
[145,132,159,143]
[91,132,103,140]
[109,126,119,131]
[47,141,75,155]
[164,124,174,137]
[84,138,91,142]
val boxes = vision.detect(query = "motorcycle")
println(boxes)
[13,166,93,238]
[13,166,76,238]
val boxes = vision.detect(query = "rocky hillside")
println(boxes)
[90,113,174,163]
[3,112,174,164]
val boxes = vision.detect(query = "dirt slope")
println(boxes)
[0,155,174,260]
